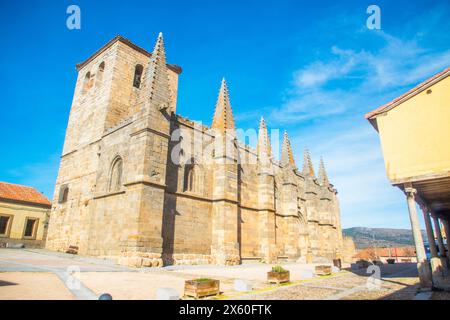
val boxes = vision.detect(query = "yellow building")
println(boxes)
[366,66,450,289]
[0,181,51,248]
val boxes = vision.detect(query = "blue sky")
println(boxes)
[0,0,449,229]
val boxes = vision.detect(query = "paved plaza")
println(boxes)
[1,248,446,300]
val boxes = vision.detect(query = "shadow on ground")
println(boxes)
[344,262,418,278]
[0,280,18,287]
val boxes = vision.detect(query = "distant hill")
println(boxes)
[343,227,427,249]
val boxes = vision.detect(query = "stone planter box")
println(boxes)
[184,279,220,298]
[315,265,332,276]
[267,271,290,284]
[66,245,79,255]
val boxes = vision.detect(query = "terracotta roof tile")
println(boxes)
[365,66,450,119]
[353,246,416,259]
[0,181,51,207]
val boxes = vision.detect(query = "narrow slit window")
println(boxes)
[133,64,143,88]
[96,62,105,86]
[82,72,92,93]
[109,157,123,192]
[58,185,69,204]
[183,161,199,193]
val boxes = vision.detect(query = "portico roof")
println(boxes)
[399,177,450,219]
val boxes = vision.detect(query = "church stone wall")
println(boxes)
[46,35,345,267]
[240,208,260,258]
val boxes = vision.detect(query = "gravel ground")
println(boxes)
[342,277,420,300]
[303,273,367,289]
[432,291,450,300]
[244,285,339,300]
[1,250,446,300]
[236,264,423,300]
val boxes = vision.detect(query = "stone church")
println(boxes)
[46,33,344,267]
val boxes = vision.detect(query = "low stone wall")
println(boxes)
[117,252,163,268]
[171,253,213,266]
[117,252,215,267]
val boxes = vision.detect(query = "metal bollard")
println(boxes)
[98,293,113,300]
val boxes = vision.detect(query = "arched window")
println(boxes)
[96,62,105,86]
[133,64,143,88]
[109,157,123,192]
[58,184,69,204]
[183,163,195,192]
[183,159,204,193]
[82,72,91,93]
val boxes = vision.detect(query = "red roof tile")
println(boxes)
[365,66,450,119]
[0,181,51,207]
[353,246,416,259]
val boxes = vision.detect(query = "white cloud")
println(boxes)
[293,46,364,88]
[270,89,350,123]
[6,154,59,199]
[272,31,450,124]
[263,31,450,229]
